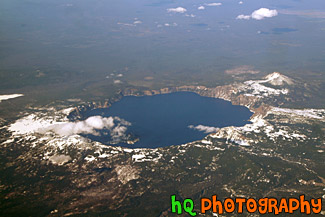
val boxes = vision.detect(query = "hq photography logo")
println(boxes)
[170,194,323,216]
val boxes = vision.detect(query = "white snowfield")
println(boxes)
[0,94,24,102]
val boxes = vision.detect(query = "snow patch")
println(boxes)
[49,154,71,165]
[132,154,146,162]
[84,155,96,162]
[115,165,139,184]
[0,94,24,102]
[201,139,213,145]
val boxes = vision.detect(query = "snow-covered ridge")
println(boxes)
[0,94,24,102]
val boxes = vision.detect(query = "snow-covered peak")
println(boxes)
[263,72,293,86]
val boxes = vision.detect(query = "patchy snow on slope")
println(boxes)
[241,115,268,133]
[114,165,140,184]
[242,110,309,141]
[266,127,306,141]
[44,134,88,151]
[129,148,164,163]
[242,80,289,97]
[231,138,250,146]
[272,107,325,120]
[208,104,318,146]
[210,126,254,146]
[238,72,292,98]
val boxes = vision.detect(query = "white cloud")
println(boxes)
[111,125,128,139]
[167,7,187,13]
[185,14,196,17]
[239,1,243,4]
[47,116,113,136]
[114,116,131,127]
[236,8,278,20]
[188,125,219,133]
[236,14,250,20]
[46,116,131,143]
[252,8,278,20]
[8,113,131,144]
[205,3,222,6]
[133,20,142,24]
[117,22,135,27]
[164,23,178,27]
[198,6,205,10]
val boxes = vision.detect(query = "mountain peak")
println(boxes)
[263,72,294,86]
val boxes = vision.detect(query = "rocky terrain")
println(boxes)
[0,72,324,216]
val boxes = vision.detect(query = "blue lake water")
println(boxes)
[83,92,253,148]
